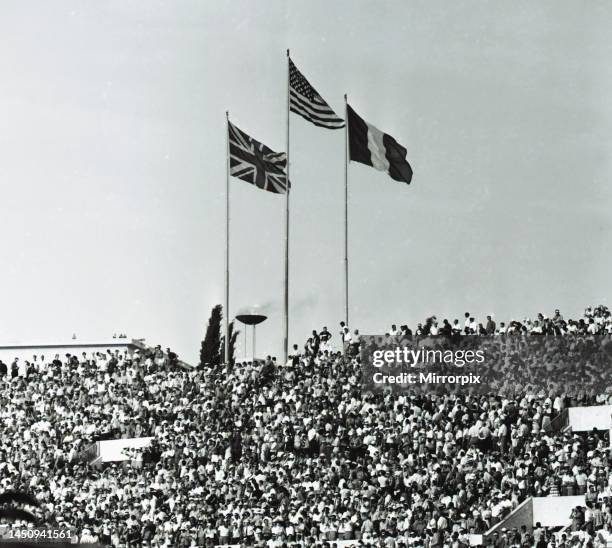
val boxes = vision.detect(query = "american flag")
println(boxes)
[228,121,288,194]
[289,58,345,130]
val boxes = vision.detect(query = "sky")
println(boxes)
[1,0,611,363]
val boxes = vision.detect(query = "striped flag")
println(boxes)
[228,121,288,194]
[347,104,413,184]
[289,58,345,130]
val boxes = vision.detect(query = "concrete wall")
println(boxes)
[484,497,533,543]
[92,437,154,464]
[0,339,140,365]
[0,338,193,369]
[532,496,585,527]
[568,405,612,431]
[483,495,585,544]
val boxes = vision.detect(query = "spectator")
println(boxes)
[0,306,610,547]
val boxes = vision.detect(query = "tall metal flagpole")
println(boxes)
[344,94,349,327]
[283,49,291,365]
[224,111,230,364]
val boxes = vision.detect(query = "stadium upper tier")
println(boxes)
[0,306,610,547]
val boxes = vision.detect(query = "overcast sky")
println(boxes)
[1,1,611,363]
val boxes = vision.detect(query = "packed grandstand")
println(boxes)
[0,306,611,547]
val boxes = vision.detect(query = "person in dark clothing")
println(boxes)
[310,330,321,355]
[142,520,156,547]
[126,523,142,547]
[400,325,413,340]
[230,430,243,463]
[440,319,453,337]
[259,358,275,384]
[486,315,496,334]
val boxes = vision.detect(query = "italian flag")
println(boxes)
[347,104,413,184]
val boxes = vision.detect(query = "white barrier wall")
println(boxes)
[0,338,193,371]
[0,340,140,366]
[96,437,153,463]
[532,496,585,527]
[568,405,612,431]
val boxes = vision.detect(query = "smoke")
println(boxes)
[292,294,319,315]
[237,294,318,318]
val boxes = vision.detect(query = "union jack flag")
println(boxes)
[228,121,288,194]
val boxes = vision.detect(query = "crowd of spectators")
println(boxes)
[330,306,612,352]
[0,307,611,547]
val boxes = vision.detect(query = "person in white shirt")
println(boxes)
[452,319,462,335]
[468,317,478,334]
[339,322,347,342]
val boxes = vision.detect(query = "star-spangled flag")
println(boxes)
[347,104,413,184]
[228,121,288,194]
[289,58,345,130]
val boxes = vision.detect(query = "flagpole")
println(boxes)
[283,49,290,364]
[224,110,230,364]
[344,94,349,328]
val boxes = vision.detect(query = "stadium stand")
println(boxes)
[0,306,611,547]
